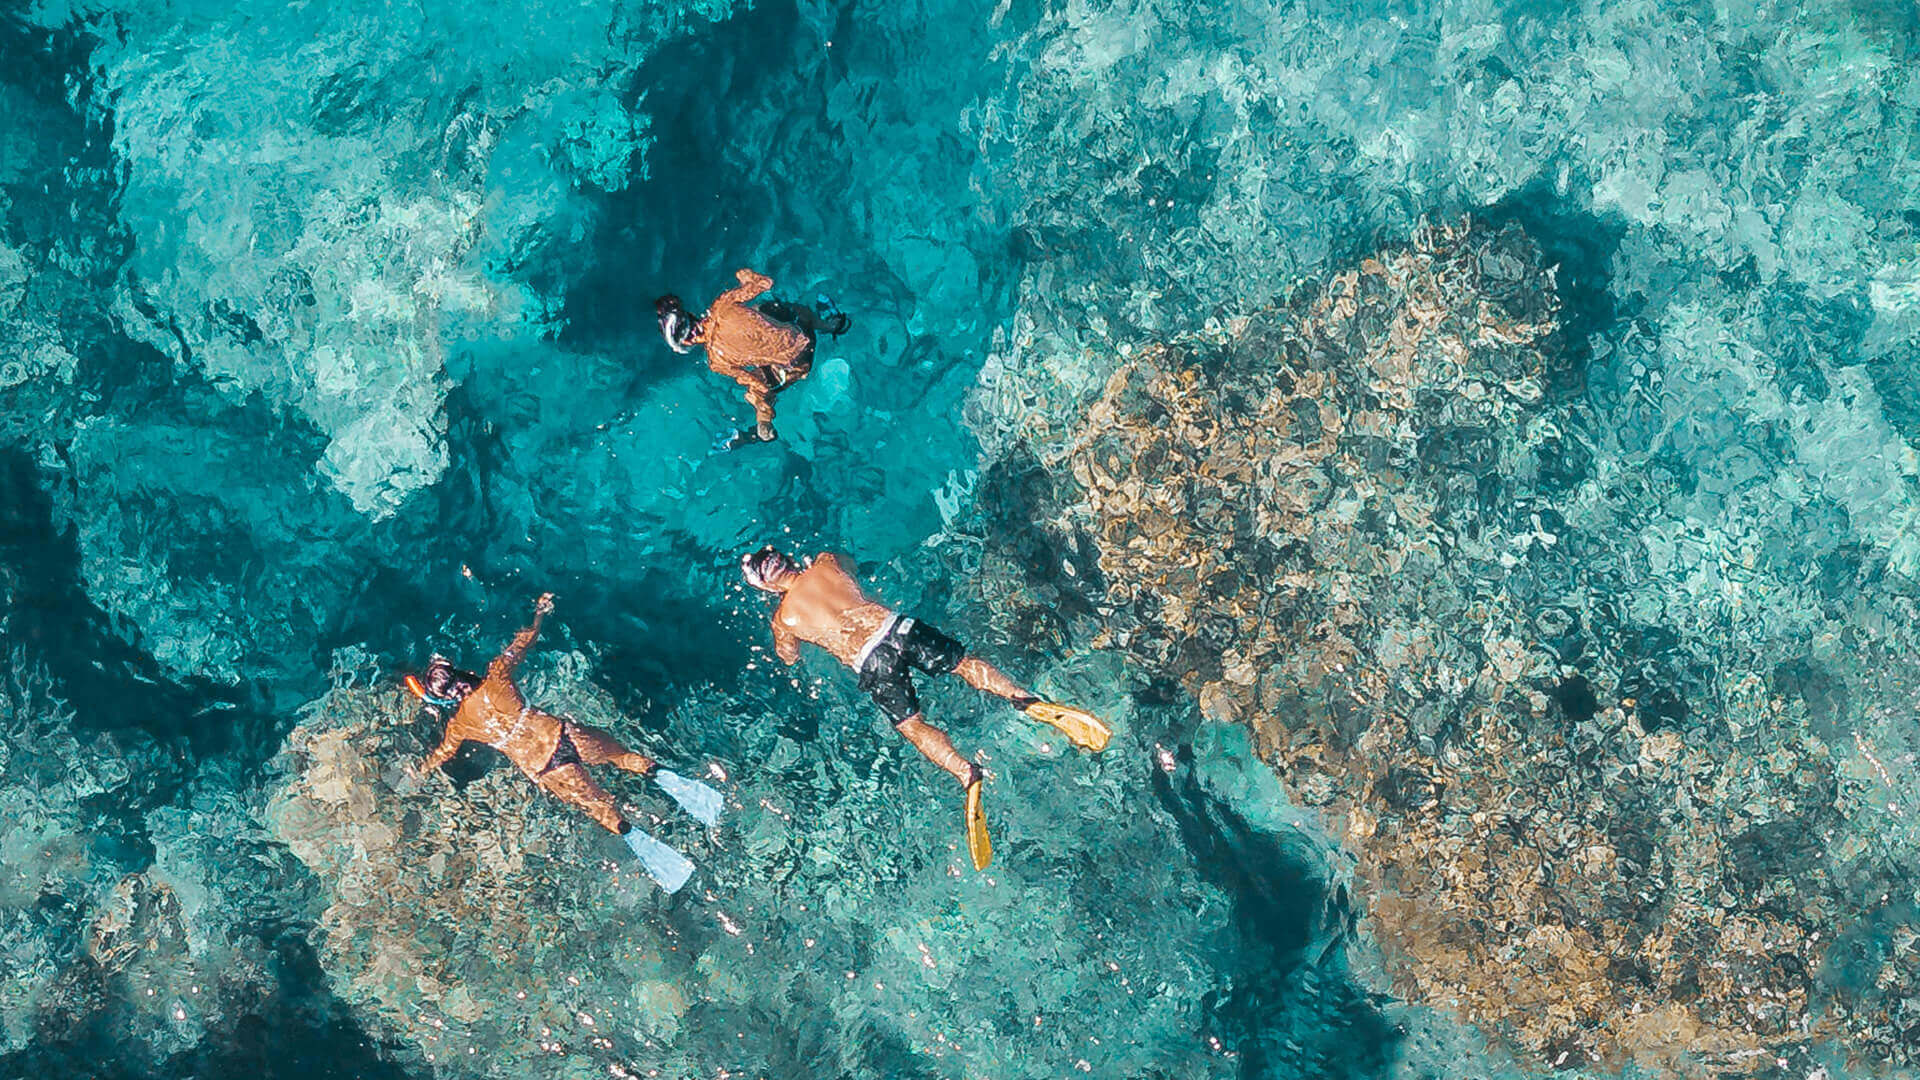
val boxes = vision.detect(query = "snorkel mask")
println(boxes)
[655,295,695,355]
[407,655,476,708]
[741,546,798,592]
[404,674,461,708]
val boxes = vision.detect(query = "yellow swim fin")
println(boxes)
[1023,701,1111,753]
[964,778,992,871]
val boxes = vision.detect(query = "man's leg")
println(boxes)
[537,763,627,834]
[951,656,1038,706]
[948,649,1110,754]
[895,714,978,787]
[869,657,990,869]
[565,723,656,776]
[897,713,991,872]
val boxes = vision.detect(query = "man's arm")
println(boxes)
[745,385,776,441]
[716,267,773,306]
[772,619,801,665]
[489,592,555,679]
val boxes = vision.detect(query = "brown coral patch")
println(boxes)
[1045,220,1887,1073]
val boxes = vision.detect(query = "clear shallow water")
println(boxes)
[2,1,1918,1077]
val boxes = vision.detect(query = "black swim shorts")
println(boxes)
[754,300,818,386]
[538,722,582,776]
[855,616,966,726]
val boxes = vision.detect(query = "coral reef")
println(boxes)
[261,643,1385,1079]
[984,220,1920,1073]
[265,651,692,1077]
[0,642,320,1069]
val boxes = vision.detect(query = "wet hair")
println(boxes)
[422,654,481,703]
[655,294,694,354]
[741,545,798,591]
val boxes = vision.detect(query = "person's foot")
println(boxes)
[711,427,772,454]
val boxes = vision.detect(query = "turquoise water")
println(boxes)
[2,0,1919,1077]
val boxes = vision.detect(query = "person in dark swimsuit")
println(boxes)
[655,268,850,450]
[408,594,721,891]
[740,547,1110,871]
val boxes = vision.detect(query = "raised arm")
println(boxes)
[717,267,773,306]
[489,592,555,679]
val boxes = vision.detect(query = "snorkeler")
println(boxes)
[739,547,1110,871]
[656,268,850,451]
[406,592,722,893]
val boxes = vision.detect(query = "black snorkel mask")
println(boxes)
[741,545,801,592]
[655,295,695,355]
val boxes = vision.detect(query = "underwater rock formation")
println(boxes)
[986,220,1920,1073]
[0,644,322,1070]
[261,643,1390,1079]
[265,652,696,1078]
[0,653,158,1057]
[52,0,737,519]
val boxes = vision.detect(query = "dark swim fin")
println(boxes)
[1024,701,1111,753]
[964,778,991,871]
[711,427,770,455]
[814,293,851,336]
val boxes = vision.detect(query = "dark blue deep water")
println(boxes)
[3,1,1918,1078]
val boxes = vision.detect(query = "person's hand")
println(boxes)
[395,764,424,796]
[755,421,776,443]
[535,592,555,616]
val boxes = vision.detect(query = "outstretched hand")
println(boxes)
[395,763,425,796]
[535,592,555,616]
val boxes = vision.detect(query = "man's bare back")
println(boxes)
[653,269,848,448]
[768,554,890,668]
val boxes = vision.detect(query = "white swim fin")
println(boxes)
[624,828,694,894]
[654,768,725,828]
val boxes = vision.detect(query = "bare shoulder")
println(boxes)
[809,554,866,595]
